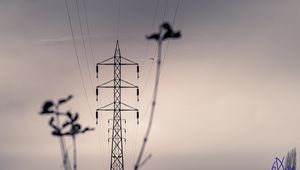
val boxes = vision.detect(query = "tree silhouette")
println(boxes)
[40,95,94,170]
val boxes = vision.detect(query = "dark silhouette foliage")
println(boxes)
[146,22,181,41]
[40,95,94,170]
[40,100,55,114]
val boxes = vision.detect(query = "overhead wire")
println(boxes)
[74,0,95,89]
[64,0,108,169]
[138,0,159,124]
[137,2,181,166]
[96,124,109,170]
[86,0,111,168]
[82,0,110,168]
[141,0,181,124]
[139,0,159,94]
[133,0,170,168]
[117,0,121,40]
[173,0,180,24]
[127,75,140,167]
[131,0,161,167]
[63,0,93,119]
[162,0,169,21]
[139,0,170,123]
[140,0,159,69]
[160,0,180,72]
[122,0,159,166]
[82,0,96,67]
[134,12,164,170]
[64,0,177,168]
[131,65,143,167]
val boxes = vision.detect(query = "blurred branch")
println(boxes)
[40,95,73,170]
[40,95,94,170]
[134,22,181,170]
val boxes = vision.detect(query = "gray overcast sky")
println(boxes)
[1,0,300,170]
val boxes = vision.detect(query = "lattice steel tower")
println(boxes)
[96,41,140,170]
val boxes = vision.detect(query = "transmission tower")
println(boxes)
[96,40,140,170]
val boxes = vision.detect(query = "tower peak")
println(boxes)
[114,40,121,57]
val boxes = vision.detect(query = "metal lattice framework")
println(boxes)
[96,41,140,170]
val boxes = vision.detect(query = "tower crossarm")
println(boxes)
[96,79,138,89]
[96,57,138,66]
[96,102,138,112]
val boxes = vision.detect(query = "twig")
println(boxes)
[55,105,72,170]
[134,39,162,170]
[134,22,181,170]
[72,136,77,170]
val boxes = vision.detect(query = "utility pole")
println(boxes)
[96,40,140,170]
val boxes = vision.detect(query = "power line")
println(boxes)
[96,126,109,170]
[141,0,181,122]
[143,0,169,92]
[162,0,169,21]
[117,0,121,40]
[173,0,180,25]
[64,2,111,170]
[74,0,95,89]
[138,0,159,101]
[63,0,93,118]
[138,1,159,122]
[138,0,161,120]
[131,63,141,167]
[80,1,110,169]
[161,0,181,72]
[135,21,171,170]
[139,0,171,122]
[135,21,181,170]
[132,0,160,166]
[83,0,96,67]
[140,0,159,69]
[134,26,163,170]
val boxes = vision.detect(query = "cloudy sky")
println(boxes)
[1,0,300,170]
